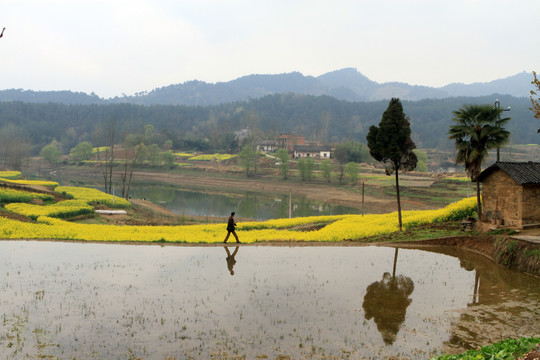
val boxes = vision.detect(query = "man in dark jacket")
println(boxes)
[223,211,240,243]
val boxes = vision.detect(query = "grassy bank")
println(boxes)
[430,336,539,360]
[494,236,540,276]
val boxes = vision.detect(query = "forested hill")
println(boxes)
[0,69,533,106]
[0,93,536,155]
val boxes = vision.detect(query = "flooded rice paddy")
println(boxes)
[0,241,538,360]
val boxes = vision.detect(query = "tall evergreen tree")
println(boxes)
[448,104,510,217]
[367,98,417,231]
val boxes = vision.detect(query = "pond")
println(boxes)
[129,185,361,220]
[0,242,538,360]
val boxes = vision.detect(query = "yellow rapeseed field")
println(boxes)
[56,186,131,208]
[5,200,94,220]
[0,188,54,203]
[0,177,59,187]
[0,196,477,243]
[0,171,22,179]
[188,153,237,161]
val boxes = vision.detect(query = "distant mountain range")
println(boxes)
[0,68,533,106]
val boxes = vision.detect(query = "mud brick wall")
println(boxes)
[481,170,522,227]
[522,184,540,225]
[482,169,540,228]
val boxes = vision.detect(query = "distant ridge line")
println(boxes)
[0,69,532,106]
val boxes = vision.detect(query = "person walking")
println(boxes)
[223,211,240,243]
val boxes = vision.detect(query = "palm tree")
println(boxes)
[449,104,510,218]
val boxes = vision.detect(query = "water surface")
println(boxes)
[129,185,361,220]
[0,242,538,359]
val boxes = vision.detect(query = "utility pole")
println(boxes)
[494,99,511,162]
[289,190,292,218]
[361,181,365,216]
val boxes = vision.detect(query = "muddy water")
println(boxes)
[0,242,538,360]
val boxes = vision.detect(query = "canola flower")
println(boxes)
[5,200,94,220]
[0,178,59,187]
[55,186,130,208]
[0,188,54,203]
[188,153,237,161]
[444,176,470,182]
[92,146,110,154]
[0,171,22,179]
[173,152,193,157]
[0,197,476,243]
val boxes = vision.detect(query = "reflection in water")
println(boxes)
[362,248,415,344]
[0,243,537,359]
[225,246,239,275]
[409,245,540,354]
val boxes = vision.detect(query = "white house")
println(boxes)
[293,145,331,159]
[257,140,278,153]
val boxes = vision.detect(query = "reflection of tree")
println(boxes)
[362,248,414,345]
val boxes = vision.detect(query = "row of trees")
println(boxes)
[0,92,537,160]
[39,125,176,167]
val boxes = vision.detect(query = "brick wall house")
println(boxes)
[477,162,540,228]
[277,134,305,152]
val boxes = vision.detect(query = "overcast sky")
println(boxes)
[2,0,539,98]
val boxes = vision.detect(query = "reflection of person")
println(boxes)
[225,246,239,275]
[223,211,240,243]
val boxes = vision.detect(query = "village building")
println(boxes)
[478,161,540,229]
[257,140,278,153]
[256,134,332,159]
[234,127,251,141]
[277,134,305,152]
[293,145,331,159]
